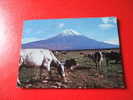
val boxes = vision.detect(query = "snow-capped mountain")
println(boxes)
[22,29,119,50]
[59,29,81,36]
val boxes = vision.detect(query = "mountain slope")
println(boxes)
[22,29,119,50]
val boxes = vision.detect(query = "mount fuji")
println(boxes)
[22,29,119,50]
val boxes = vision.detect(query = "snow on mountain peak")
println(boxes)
[60,29,81,36]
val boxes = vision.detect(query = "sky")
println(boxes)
[22,17,120,45]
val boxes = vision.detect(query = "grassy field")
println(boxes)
[18,49,125,88]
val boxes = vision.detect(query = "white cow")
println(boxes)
[17,49,65,84]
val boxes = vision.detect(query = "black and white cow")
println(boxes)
[88,51,104,72]
[64,58,79,70]
[17,49,66,84]
[103,51,121,65]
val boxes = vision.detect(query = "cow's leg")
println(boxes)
[99,60,103,72]
[95,61,99,72]
[40,66,44,80]
[106,59,109,66]
[46,61,52,80]
[42,58,52,80]
[95,62,97,71]
[97,62,100,73]
[17,69,21,86]
[57,64,62,77]
[17,57,24,86]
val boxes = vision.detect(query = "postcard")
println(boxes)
[17,17,125,88]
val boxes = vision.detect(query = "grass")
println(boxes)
[18,49,125,88]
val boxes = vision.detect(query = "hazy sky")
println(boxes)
[22,17,119,45]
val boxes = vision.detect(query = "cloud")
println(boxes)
[104,39,119,45]
[99,17,116,30]
[22,37,44,44]
[99,23,114,30]
[101,17,110,24]
[101,17,116,24]
[58,23,64,28]
[111,18,117,24]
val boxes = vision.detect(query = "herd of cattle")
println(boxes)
[17,49,121,85]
